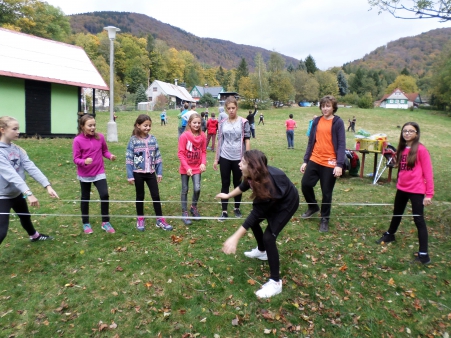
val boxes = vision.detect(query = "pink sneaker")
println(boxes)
[83,223,93,234]
[101,222,115,233]
[156,218,173,231]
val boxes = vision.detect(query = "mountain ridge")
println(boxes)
[68,11,300,70]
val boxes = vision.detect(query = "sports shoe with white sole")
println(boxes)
[244,247,268,261]
[255,279,282,298]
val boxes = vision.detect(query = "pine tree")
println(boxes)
[305,55,318,74]
[135,84,148,105]
[337,70,348,96]
[297,60,307,71]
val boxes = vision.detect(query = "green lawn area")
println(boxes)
[1,106,450,337]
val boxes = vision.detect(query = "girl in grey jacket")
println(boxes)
[0,116,59,245]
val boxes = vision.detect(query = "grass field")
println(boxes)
[1,106,451,337]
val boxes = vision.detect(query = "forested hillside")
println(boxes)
[69,11,299,70]
[344,27,451,75]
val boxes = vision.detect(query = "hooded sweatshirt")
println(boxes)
[0,142,50,199]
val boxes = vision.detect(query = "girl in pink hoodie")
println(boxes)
[376,122,434,264]
[178,113,207,225]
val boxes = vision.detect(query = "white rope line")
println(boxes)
[2,213,421,219]
[60,199,394,206]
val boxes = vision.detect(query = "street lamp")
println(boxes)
[104,26,120,142]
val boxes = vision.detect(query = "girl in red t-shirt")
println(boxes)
[178,113,207,225]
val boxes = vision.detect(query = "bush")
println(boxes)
[357,92,373,109]
[341,92,360,106]
[153,94,169,111]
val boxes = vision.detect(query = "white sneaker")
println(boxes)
[255,279,282,298]
[244,247,268,261]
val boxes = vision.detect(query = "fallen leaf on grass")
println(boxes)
[388,278,395,286]
[264,329,271,334]
[114,247,127,252]
[247,279,256,285]
[109,321,118,329]
[339,264,347,272]
[231,317,239,326]
[145,282,153,289]
[115,266,123,272]
[200,317,207,322]
[171,235,183,243]
[97,321,108,331]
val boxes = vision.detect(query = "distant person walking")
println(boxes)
[246,105,258,138]
[160,110,167,126]
[178,103,190,138]
[206,112,218,151]
[347,116,356,132]
[258,112,264,125]
[285,114,297,149]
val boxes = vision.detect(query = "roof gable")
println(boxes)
[0,28,108,90]
[149,80,194,101]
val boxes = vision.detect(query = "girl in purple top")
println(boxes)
[376,122,434,264]
[73,115,116,234]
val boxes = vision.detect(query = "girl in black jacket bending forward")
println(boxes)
[216,149,299,298]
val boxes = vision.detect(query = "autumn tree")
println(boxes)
[293,70,319,102]
[253,53,270,101]
[385,74,419,94]
[315,71,339,98]
[234,57,249,89]
[238,76,258,102]
[1,0,70,41]
[368,0,451,21]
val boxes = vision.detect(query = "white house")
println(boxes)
[145,80,194,110]
[376,88,422,109]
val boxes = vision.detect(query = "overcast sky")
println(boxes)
[45,0,451,70]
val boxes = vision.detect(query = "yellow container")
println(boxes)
[355,139,383,152]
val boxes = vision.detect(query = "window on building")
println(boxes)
[153,87,157,92]
[149,97,152,101]
[390,100,393,103]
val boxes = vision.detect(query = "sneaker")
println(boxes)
[218,211,228,222]
[182,211,192,226]
[156,218,173,231]
[244,247,268,261]
[136,217,145,231]
[413,252,431,265]
[30,233,54,242]
[83,223,93,234]
[301,207,320,219]
[190,206,201,220]
[233,208,242,218]
[255,279,282,298]
[101,222,116,233]
[319,218,329,232]
[375,232,395,244]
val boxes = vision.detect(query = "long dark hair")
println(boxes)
[77,114,99,139]
[242,150,274,200]
[132,114,152,137]
[396,122,421,169]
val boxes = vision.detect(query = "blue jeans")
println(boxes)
[181,174,201,211]
[286,130,294,148]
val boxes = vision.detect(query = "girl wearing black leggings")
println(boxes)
[213,97,250,221]
[217,150,299,298]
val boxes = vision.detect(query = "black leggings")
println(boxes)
[249,195,300,282]
[0,194,37,245]
[219,157,242,211]
[80,179,110,224]
[134,172,163,217]
[387,189,428,253]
